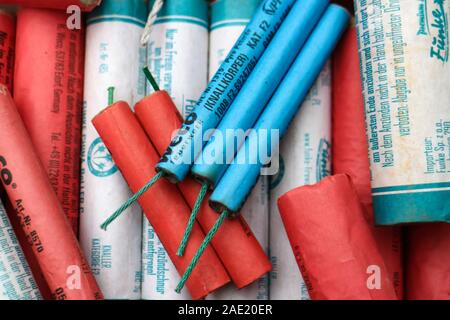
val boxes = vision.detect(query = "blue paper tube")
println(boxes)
[354,1,450,225]
[191,0,330,186]
[210,4,350,213]
[156,0,296,183]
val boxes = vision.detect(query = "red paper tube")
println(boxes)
[3,0,101,11]
[0,188,53,299]
[0,10,15,93]
[332,26,403,298]
[277,174,398,300]
[134,91,272,289]
[0,84,102,300]
[92,101,230,300]
[407,224,450,300]
[333,27,374,217]
[14,8,84,234]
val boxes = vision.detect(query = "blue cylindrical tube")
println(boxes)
[191,0,329,186]
[156,0,296,183]
[209,0,261,80]
[210,4,349,213]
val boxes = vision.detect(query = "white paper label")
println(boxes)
[0,202,41,300]
[354,0,450,224]
[80,21,145,300]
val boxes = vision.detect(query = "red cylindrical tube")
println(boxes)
[333,27,374,218]
[407,224,450,300]
[0,188,52,299]
[277,174,398,300]
[3,0,101,11]
[0,84,102,300]
[333,27,403,298]
[0,10,15,93]
[14,8,84,234]
[134,91,272,289]
[92,101,230,300]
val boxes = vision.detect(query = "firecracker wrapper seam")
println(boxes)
[332,26,404,298]
[277,174,398,300]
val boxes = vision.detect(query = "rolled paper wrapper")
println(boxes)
[135,91,272,290]
[2,0,101,11]
[92,101,230,300]
[210,0,269,300]
[156,0,296,183]
[0,190,52,299]
[208,0,269,300]
[333,27,404,298]
[0,85,102,300]
[2,10,74,299]
[14,8,84,234]
[192,0,329,186]
[143,0,208,299]
[225,176,269,299]
[407,224,450,300]
[210,4,349,213]
[269,62,332,300]
[80,0,147,299]
[208,0,260,80]
[0,10,15,92]
[333,27,372,216]
[147,0,208,117]
[354,1,450,225]
[278,174,398,300]
[0,199,42,300]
